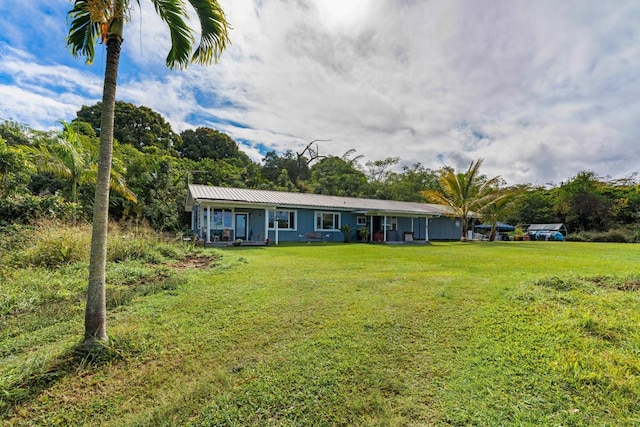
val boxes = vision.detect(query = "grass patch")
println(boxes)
[2,238,640,425]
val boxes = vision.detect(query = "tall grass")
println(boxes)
[0,221,213,419]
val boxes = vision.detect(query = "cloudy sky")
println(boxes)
[1,0,639,186]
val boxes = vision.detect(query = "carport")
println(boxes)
[526,223,567,240]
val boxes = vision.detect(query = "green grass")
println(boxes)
[2,239,640,426]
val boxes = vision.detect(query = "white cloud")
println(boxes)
[2,0,640,185]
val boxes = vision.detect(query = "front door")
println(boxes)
[235,213,248,240]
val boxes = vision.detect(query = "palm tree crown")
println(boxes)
[423,159,502,240]
[67,0,230,69]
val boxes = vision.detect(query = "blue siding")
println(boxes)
[192,203,460,242]
[429,217,462,240]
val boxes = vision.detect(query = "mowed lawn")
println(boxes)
[3,241,640,426]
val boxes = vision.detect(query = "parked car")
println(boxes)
[532,231,564,241]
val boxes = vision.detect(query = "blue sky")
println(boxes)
[1,0,640,186]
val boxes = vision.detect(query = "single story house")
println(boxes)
[185,184,464,244]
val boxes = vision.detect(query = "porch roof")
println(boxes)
[186,185,447,217]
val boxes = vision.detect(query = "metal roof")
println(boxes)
[187,184,451,217]
[526,223,566,232]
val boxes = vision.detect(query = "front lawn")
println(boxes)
[2,240,640,425]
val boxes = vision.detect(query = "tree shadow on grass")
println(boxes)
[1,341,125,417]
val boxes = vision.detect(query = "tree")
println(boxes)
[370,162,438,202]
[67,0,230,347]
[75,101,182,152]
[479,187,522,241]
[26,121,135,206]
[179,127,249,163]
[0,120,34,146]
[261,150,311,189]
[365,157,399,183]
[556,171,611,231]
[423,159,501,240]
[310,156,369,197]
[0,138,33,198]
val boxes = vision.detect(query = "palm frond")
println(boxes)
[187,0,231,64]
[150,0,195,69]
[67,0,102,64]
[109,172,138,202]
[23,144,74,180]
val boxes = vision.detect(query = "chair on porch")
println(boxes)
[221,229,232,241]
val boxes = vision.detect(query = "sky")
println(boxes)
[1,0,640,186]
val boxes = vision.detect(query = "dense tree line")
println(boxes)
[2,104,639,236]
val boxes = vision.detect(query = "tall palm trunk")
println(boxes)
[84,21,123,347]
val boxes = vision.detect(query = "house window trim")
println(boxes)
[385,216,398,231]
[315,211,341,231]
[268,209,297,230]
[211,208,233,230]
[357,216,367,226]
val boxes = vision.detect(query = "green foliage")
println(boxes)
[340,223,354,243]
[75,101,183,152]
[358,226,370,241]
[424,159,502,240]
[261,150,311,190]
[310,156,369,197]
[557,171,611,231]
[0,120,32,146]
[505,184,560,225]
[567,227,639,243]
[180,127,250,164]
[20,224,91,268]
[0,139,34,198]
[371,162,439,201]
[0,194,79,226]
[3,241,640,424]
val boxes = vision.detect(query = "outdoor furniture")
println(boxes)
[305,232,324,242]
[221,229,231,241]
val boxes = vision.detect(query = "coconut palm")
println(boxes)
[66,0,230,347]
[423,159,502,240]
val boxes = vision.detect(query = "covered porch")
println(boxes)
[357,211,438,244]
[190,202,275,245]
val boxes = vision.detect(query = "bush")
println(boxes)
[0,195,81,226]
[567,228,634,243]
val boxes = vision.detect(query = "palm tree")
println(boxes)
[27,121,136,206]
[423,159,501,240]
[478,187,522,241]
[67,0,230,347]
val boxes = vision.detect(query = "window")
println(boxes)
[357,216,367,226]
[268,209,296,230]
[315,212,341,231]
[212,209,233,229]
[384,216,398,231]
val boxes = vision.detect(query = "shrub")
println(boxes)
[19,222,91,268]
[0,195,81,226]
[567,228,633,243]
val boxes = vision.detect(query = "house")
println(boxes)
[185,184,463,245]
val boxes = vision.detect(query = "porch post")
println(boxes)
[383,215,387,242]
[264,208,269,242]
[369,216,373,242]
[206,206,211,243]
[425,217,430,242]
[199,204,204,239]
